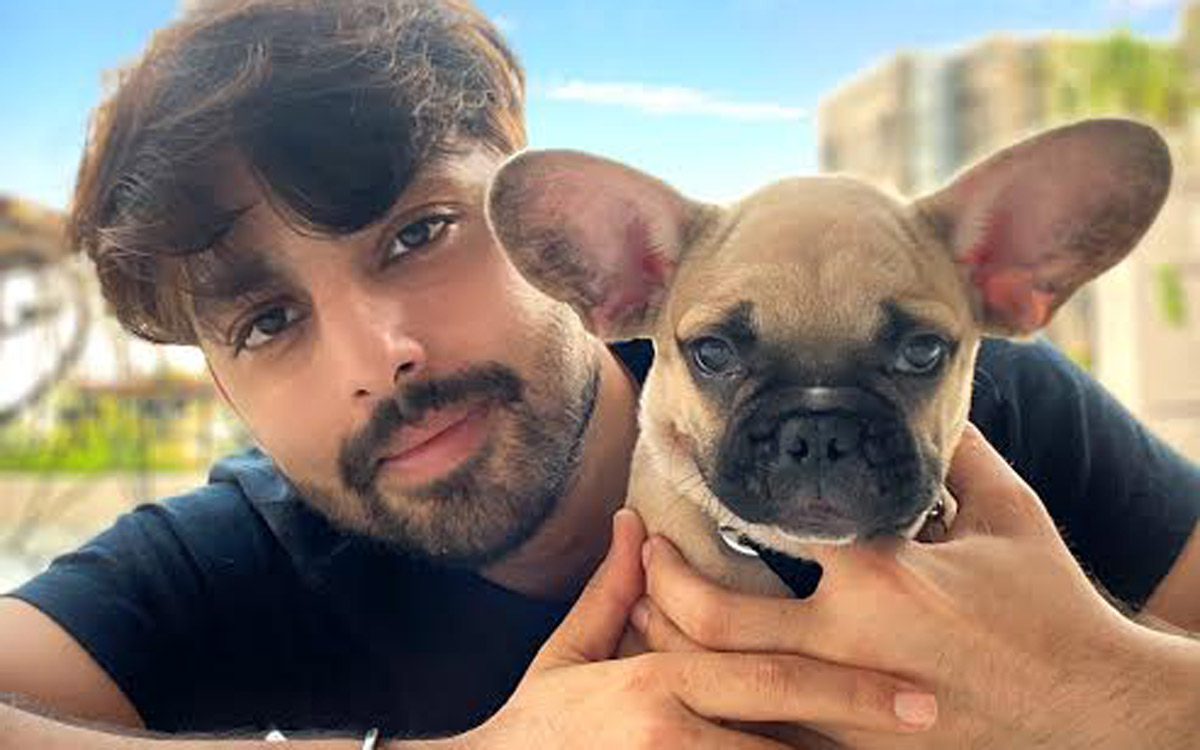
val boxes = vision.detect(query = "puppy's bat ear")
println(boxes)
[915,118,1171,337]
[487,149,708,341]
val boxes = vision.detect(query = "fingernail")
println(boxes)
[894,692,937,728]
[630,598,650,631]
[612,508,630,533]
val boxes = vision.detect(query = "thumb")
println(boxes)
[530,508,647,670]
[946,423,1057,540]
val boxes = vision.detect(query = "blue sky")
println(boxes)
[0,0,1186,209]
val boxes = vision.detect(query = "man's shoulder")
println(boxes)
[974,336,1078,378]
[205,447,291,504]
[124,448,311,563]
[5,446,428,731]
[8,448,331,616]
[162,449,360,586]
[969,337,1082,441]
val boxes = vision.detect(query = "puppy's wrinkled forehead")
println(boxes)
[666,176,968,345]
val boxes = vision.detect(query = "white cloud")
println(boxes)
[546,80,807,122]
[1107,0,1181,11]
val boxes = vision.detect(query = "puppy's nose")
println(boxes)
[776,413,862,467]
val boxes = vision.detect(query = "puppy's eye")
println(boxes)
[689,336,741,377]
[896,334,949,375]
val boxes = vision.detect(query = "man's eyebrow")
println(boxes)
[188,248,286,334]
[395,149,489,204]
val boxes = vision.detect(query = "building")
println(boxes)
[818,10,1200,460]
[0,195,246,473]
[0,196,89,424]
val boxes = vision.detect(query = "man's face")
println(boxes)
[194,147,600,568]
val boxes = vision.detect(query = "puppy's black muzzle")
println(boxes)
[716,386,936,540]
[768,387,890,474]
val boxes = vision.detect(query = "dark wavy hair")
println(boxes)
[69,0,525,344]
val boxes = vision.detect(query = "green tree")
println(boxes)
[1046,31,1192,126]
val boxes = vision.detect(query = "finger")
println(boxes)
[945,422,1057,539]
[532,508,647,669]
[630,596,706,653]
[654,651,938,734]
[643,535,857,662]
[738,722,846,750]
[669,710,797,750]
[686,725,791,750]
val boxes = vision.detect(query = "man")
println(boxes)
[1,0,1199,747]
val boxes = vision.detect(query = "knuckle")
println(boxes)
[748,656,795,696]
[845,672,890,718]
[630,714,681,749]
[639,608,667,648]
[684,592,734,645]
[620,654,663,694]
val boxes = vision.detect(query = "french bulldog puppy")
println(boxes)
[486,118,1170,601]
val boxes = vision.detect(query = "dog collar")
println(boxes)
[716,525,823,599]
[717,525,760,557]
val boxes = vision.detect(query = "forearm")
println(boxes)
[0,699,460,750]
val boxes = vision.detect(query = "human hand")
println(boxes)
[463,509,940,749]
[636,423,1200,749]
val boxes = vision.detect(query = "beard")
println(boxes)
[292,349,600,570]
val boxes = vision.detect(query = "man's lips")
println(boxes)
[378,403,480,463]
[372,401,494,487]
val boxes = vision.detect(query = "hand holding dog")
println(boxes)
[464,510,939,750]
[636,423,1200,749]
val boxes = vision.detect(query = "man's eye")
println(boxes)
[387,214,455,262]
[237,306,303,352]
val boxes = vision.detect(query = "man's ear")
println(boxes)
[487,149,708,341]
[915,118,1172,336]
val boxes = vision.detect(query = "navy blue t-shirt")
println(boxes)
[8,338,1200,736]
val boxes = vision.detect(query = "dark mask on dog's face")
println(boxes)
[692,315,948,542]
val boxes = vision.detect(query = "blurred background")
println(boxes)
[3,0,1199,589]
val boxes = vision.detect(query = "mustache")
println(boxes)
[339,363,524,494]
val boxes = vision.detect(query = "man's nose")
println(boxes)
[325,289,427,399]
